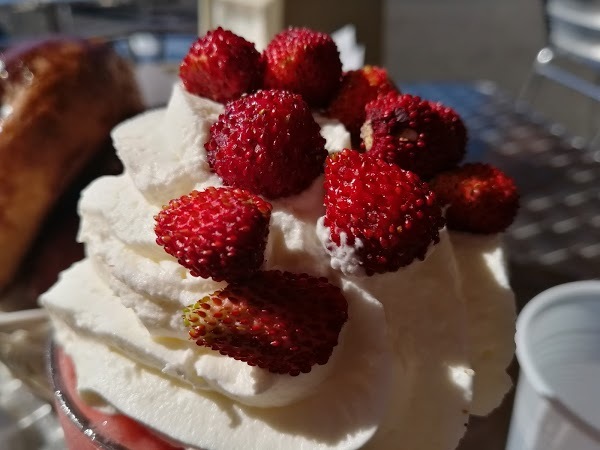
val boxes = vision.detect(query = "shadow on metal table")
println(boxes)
[403,81,600,450]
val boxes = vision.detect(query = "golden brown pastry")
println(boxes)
[0,37,143,291]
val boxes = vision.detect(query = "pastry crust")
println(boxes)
[0,38,143,291]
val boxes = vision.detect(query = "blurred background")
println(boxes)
[0,0,592,138]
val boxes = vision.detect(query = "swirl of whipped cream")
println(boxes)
[55,83,373,409]
[42,83,516,450]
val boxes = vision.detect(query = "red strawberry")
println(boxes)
[327,66,398,143]
[154,187,272,282]
[362,92,467,179]
[205,89,327,199]
[180,28,263,103]
[431,101,468,152]
[183,270,348,376]
[263,27,342,107]
[430,163,519,234]
[323,149,445,275]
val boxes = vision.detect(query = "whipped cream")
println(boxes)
[41,83,515,450]
[316,216,366,276]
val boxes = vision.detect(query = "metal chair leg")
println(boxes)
[589,126,600,149]
[517,48,555,109]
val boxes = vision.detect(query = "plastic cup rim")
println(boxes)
[515,279,600,441]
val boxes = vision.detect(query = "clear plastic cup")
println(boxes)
[506,280,600,450]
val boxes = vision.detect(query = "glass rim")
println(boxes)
[49,342,127,450]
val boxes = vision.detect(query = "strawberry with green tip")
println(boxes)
[183,270,348,376]
[154,187,272,282]
[430,163,519,234]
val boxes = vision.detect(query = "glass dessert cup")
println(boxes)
[49,343,183,450]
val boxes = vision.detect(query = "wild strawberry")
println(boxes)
[205,89,327,199]
[327,66,398,144]
[180,28,263,103]
[263,27,342,107]
[430,163,519,234]
[362,92,467,179]
[154,187,272,282]
[431,101,467,153]
[323,149,445,275]
[183,270,348,376]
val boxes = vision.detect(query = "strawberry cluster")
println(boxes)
[166,27,520,374]
[179,26,470,199]
[155,186,349,375]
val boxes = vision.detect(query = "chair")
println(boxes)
[519,0,600,146]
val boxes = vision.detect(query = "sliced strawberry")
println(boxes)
[183,270,348,376]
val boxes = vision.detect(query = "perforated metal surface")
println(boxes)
[405,81,600,285]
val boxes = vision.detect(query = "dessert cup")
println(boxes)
[49,343,182,450]
[41,28,518,450]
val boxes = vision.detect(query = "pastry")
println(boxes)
[0,37,143,292]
